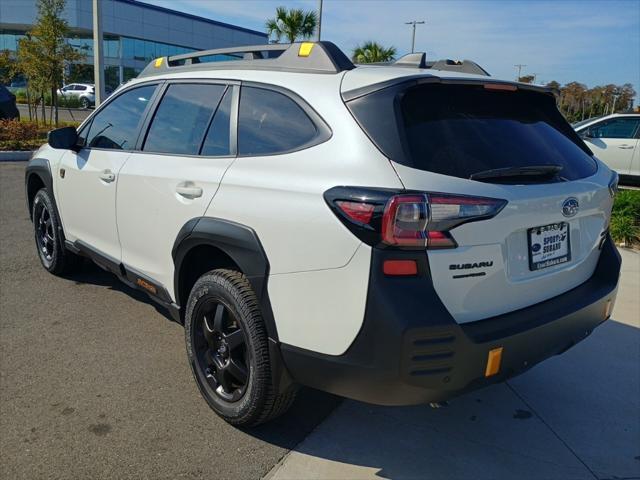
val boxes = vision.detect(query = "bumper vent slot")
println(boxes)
[407,332,456,378]
[413,334,455,346]
[412,351,454,362]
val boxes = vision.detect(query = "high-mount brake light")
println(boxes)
[484,83,517,91]
[325,187,507,250]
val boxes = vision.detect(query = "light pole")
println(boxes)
[92,0,105,106]
[405,20,425,53]
[317,0,323,41]
[514,64,526,81]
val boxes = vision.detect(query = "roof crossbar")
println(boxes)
[138,41,355,78]
[393,53,490,76]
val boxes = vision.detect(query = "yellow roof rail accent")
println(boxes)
[154,57,164,68]
[298,42,314,57]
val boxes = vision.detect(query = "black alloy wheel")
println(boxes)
[35,200,55,264]
[193,299,250,402]
[31,188,81,275]
[185,269,298,426]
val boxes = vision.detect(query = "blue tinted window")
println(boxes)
[86,85,156,150]
[397,84,597,180]
[144,83,226,155]
[201,88,232,156]
[134,39,145,60]
[238,87,318,155]
[588,118,640,139]
[122,37,134,59]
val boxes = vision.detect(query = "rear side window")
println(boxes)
[85,84,156,150]
[144,83,227,155]
[238,86,317,156]
[347,83,598,182]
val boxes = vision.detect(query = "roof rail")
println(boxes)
[138,41,355,78]
[393,53,490,76]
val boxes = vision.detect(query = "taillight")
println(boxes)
[381,195,429,247]
[326,186,506,250]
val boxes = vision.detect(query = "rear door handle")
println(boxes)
[99,170,116,183]
[617,145,634,149]
[176,182,203,199]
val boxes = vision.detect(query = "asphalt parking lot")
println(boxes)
[1,160,638,480]
[0,162,340,480]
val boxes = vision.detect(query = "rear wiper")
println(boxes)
[470,165,563,182]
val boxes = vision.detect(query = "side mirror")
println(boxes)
[48,127,79,151]
[581,128,594,139]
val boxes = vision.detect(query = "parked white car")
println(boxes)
[574,113,640,184]
[57,83,97,109]
[26,42,621,426]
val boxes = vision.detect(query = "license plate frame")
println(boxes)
[527,222,571,271]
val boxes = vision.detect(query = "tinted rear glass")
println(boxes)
[347,83,597,182]
[238,86,317,156]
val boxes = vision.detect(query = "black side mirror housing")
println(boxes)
[48,127,79,151]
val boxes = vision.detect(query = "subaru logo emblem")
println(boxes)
[562,197,579,217]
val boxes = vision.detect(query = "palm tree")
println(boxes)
[352,42,397,64]
[266,6,317,44]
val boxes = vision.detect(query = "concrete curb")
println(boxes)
[0,151,34,162]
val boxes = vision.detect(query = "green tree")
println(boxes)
[352,41,397,63]
[17,0,82,125]
[518,74,535,84]
[265,6,317,44]
[0,50,17,85]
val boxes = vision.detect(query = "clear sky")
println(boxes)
[145,0,640,89]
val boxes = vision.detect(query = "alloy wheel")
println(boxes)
[36,203,55,262]
[194,300,250,402]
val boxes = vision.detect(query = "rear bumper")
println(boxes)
[281,235,621,406]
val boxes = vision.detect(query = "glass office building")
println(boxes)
[0,0,267,89]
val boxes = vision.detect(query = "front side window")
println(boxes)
[588,118,640,139]
[238,86,318,156]
[143,83,227,155]
[85,84,156,150]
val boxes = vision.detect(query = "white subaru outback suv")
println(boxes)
[26,42,621,426]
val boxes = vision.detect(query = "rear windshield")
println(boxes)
[346,83,597,182]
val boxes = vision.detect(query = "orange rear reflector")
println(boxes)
[485,347,503,377]
[383,260,418,276]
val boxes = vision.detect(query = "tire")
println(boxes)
[80,97,90,109]
[185,269,297,426]
[32,188,81,275]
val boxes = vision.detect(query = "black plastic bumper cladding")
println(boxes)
[280,235,621,406]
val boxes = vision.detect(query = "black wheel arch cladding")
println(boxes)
[172,217,279,342]
[25,157,54,219]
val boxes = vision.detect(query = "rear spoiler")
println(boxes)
[394,52,490,77]
[342,75,556,102]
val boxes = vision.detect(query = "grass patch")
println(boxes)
[610,189,640,247]
[14,89,85,108]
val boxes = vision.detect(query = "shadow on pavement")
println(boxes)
[63,259,176,322]
[64,259,343,445]
[271,318,640,480]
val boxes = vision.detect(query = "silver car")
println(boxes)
[57,83,95,109]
